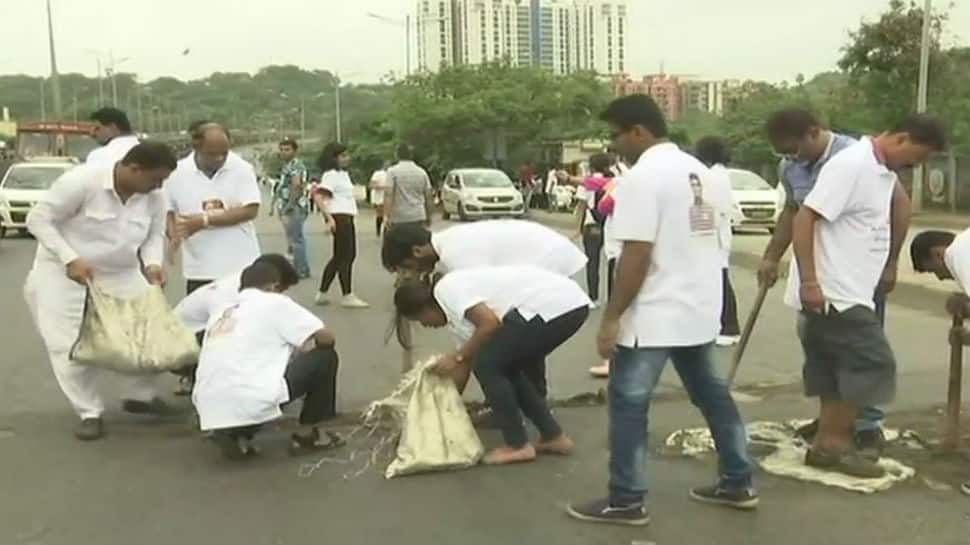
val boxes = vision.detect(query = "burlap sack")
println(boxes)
[372,360,484,478]
[70,284,200,374]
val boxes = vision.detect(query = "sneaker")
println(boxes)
[716,335,741,346]
[794,419,819,442]
[174,375,194,397]
[589,300,599,310]
[74,418,104,441]
[211,431,255,461]
[689,484,759,510]
[961,481,970,496]
[805,447,886,479]
[855,428,886,460]
[566,497,650,526]
[589,362,609,378]
[314,292,330,306]
[340,294,370,309]
[122,397,184,417]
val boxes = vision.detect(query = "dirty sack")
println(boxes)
[665,420,915,494]
[71,284,199,374]
[365,358,484,478]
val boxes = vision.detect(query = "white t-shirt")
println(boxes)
[85,135,140,166]
[709,164,735,268]
[319,169,358,216]
[431,219,587,276]
[166,155,262,280]
[174,270,242,333]
[945,229,970,293]
[784,138,895,312]
[193,289,324,430]
[370,169,388,199]
[611,142,732,347]
[575,185,597,226]
[434,266,591,341]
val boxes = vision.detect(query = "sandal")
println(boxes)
[174,376,194,397]
[288,429,346,456]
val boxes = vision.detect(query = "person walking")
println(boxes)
[369,163,390,236]
[567,95,755,526]
[383,144,434,231]
[313,143,368,308]
[274,138,311,278]
[574,153,613,307]
[694,136,740,346]
[85,107,140,166]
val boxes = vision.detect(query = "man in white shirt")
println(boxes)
[393,266,589,464]
[790,114,945,478]
[910,228,970,497]
[694,136,741,346]
[166,124,261,295]
[85,107,140,166]
[193,261,341,460]
[24,142,179,441]
[568,95,755,527]
[369,164,390,236]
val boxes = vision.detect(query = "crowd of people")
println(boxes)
[19,90,968,528]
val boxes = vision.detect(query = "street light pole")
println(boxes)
[300,96,306,142]
[45,0,63,120]
[39,79,47,120]
[912,0,933,212]
[406,15,412,76]
[335,77,342,142]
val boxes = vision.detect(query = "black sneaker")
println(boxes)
[122,397,184,417]
[960,481,970,496]
[74,418,104,441]
[794,419,819,442]
[211,431,257,461]
[854,428,886,460]
[689,484,759,510]
[566,497,650,526]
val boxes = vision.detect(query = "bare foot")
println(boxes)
[589,362,609,378]
[483,444,537,465]
[536,434,575,455]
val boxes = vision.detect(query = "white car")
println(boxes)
[440,168,525,221]
[0,159,75,238]
[728,168,783,233]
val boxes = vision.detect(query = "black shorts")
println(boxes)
[798,305,896,406]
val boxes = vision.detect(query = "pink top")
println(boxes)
[583,174,618,217]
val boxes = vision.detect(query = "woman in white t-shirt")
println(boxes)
[393,266,590,465]
[312,143,368,309]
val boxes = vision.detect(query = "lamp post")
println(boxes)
[45,0,63,119]
[912,0,933,212]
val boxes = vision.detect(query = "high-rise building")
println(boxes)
[415,0,628,75]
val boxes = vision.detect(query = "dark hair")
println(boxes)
[188,119,211,140]
[279,138,299,151]
[317,142,348,172]
[892,114,947,151]
[694,136,731,167]
[253,253,299,288]
[381,223,433,270]
[589,153,613,176]
[120,142,177,171]
[90,107,132,134]
[765,109,820,141]
[394,278,437,318]
[910,230,955,272]
[397,143,414,160]
[240,261,282,290]
[599,94,668,138]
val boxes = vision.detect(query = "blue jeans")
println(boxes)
[283,209,310,277]
[856,295,888,432]
[608,343,753,506]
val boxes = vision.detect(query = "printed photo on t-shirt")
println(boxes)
[202,199,226,213]
[688,173,716,236]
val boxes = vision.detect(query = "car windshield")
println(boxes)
[729,170,771,191]
[2,165,70,190]
[461,171,513,188]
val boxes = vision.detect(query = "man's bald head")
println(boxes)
[194,123,231,175]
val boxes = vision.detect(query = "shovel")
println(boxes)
[728,283,769,386]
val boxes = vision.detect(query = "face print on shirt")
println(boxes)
[202,199,226,214]
[206,305,238,340]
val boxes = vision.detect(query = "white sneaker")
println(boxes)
[716,335,741,347]
[340,294,370,309]
[314,292,330,306]
[589,300,599,310]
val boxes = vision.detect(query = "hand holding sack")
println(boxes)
[71,284,200,374]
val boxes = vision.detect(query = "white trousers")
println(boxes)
[24,267,157,420]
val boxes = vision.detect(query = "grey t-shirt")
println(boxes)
[387,160,432,223]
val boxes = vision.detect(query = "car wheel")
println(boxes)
[458,202,468,221]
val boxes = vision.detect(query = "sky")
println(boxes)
[0,0,966,84]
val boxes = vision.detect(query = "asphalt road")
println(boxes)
[0,203,968,545]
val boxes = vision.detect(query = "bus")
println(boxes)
[16,121,99,161]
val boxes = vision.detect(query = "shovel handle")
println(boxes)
[943,314,964,451]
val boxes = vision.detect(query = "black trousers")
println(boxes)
[720,268,740,336]
[186,278,214,296]
[320,214,357,295]
[283,346,340,425]
[607,258,616,300]
[582,225,604,301]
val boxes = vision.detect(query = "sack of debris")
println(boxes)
[367,358,484,478]
[71,284,200,374]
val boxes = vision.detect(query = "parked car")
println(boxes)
[440,168,525,221]
[0,159,75,238]
[727,168,783,233]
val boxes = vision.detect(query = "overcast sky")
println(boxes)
[0,0,966,84]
